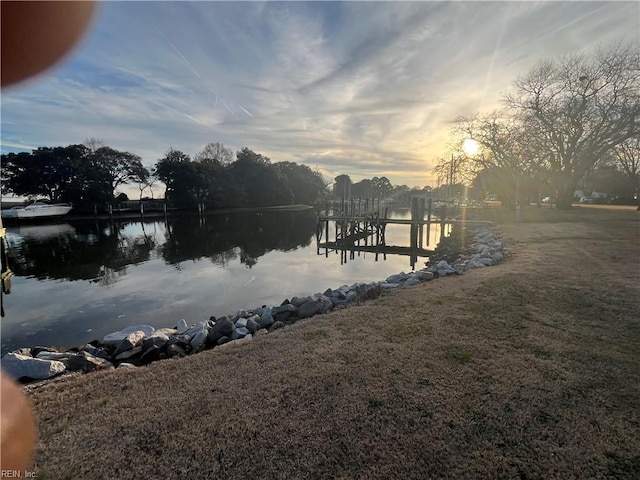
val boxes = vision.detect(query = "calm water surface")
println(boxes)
[1,209,445,353]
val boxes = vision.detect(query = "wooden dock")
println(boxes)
[316,197,455,268]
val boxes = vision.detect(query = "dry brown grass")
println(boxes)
[27,207,640,479]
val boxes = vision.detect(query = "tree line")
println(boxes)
[1,141,329,210]
[432,41,639,209]
[1,142,147,207]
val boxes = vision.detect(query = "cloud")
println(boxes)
[2,1,637,189]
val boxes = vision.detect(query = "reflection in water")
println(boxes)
[7,222,156,286]
[6,211,318,286]
[1,209,435,353]
[161,211,317,269]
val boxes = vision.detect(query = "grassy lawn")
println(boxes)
[27,206,640,479]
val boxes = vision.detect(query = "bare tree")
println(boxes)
[147,175,158,200]
[194,142,234,165]
[612,136,640,208]
[432,152,469,200]
[505,42,640,208]
[84,137,105,153]
[133,164,152,200]
[454,112,546,207]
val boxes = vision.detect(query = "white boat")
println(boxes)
[1,202,73,220]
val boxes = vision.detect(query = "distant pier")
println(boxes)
[316,197,490,268]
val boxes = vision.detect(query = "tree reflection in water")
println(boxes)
[161,210,317,269]
[6,210,318,284]
[7,222,156,286]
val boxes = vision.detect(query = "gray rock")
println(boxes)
[355,283,382,301]
[468,260,486,269]
[2,353,66,381]
[166,344,187,358]
[405,277,421,286]
[436,260,455,272]
[416,270,435,281]
[216,336,230,346]
[386,272,409,284]
[270,321,285,331]
[207,316,235,344]
[323,288,333,297]
[142,332,170,351]
[298,299,322,318]
[236,327,251,337]
[11,347,33,357]
[345,290,358,302]
[11,348,33,357]
[190,327,208,352]
[231,327,250,340]
[35,351,71,361]
[78,351,114,372]
[34,351,88,372]
[246,318,259,334]
[154,327,178,337]
[177,319,189,334]
[232,309,248,321]
[259,309,275,328]
[290,296,306,307]
[272,304,297,322]
[114,331,146,356]
[478,257,493,266]
[183,321,208,338]
[298,294,333,318]
[79,344,111,360]
[118,362,137,369]
[381,282,400,288]
[140,345,161,364]
[63,354,92,372]
[32,346,63,356]
[171,334,192,346]
[331,288,347,300]
[491,252,504,263]
[272,304,297,315]
[331,299,348,308]
[114,346,143,361]
[235,318,248,329]
[102,325,155,346]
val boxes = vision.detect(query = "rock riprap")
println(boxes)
[2,224,503,383]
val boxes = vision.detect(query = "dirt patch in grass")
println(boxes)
[25,207,640,479]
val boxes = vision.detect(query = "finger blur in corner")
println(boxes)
[1,1,98,87]
[1,371,38,471]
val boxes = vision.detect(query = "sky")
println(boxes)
[1,1,638,194]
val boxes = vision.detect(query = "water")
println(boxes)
[1,209,444,353]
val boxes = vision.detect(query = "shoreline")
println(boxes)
[2,222,504,384]
[1,203,315,224]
